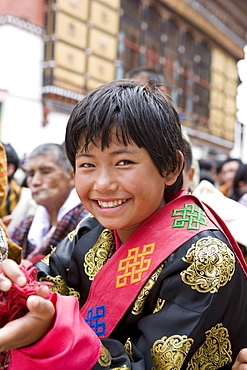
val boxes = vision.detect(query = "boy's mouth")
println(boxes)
[97,199,128,208]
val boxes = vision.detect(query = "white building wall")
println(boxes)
[0,24,69,159]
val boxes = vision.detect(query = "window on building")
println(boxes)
[178,32,195,115]
[194,42,211,123]
[162,20,180,102]
[145,5,162,70]
[120,0,142,73]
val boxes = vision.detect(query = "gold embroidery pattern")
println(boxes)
[186,323,232,369]
[111,366,130,369]
[41,246,56,266]
[124,338,134,362]
[151,334,194,370]
[39,275,80,299]
[116,243,156,288]
[153,298,165,313]
[132,263,165,315]
[181,236,235,293]
[98,345,111,366]
[68,214,93,241]
[84,229,115,280]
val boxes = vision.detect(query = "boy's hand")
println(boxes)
[0,259,55,351]
[0,259,27,291]
[232,349,247,370]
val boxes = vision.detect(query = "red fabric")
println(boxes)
[80,191,218,338]
[80,191,247,338]
[9,293,102,370]
[28,254,46,264]
[0,265,54,369]
[0,265,52,328]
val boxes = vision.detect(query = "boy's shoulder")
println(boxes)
[67,213,101,242]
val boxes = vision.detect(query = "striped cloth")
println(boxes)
[0,143,22,263]
[0,179,22,218]
[0,143,7,207]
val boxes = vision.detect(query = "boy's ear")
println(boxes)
[68,169,75,186]
[165,151,184,186]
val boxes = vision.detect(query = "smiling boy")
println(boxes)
[0,79,247,369]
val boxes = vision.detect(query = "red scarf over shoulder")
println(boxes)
[81,190,247,338]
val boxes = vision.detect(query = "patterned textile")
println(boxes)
[0,220,22,263]
[0,225,8,262]
[0,143,22,263]
[10,203,88,259]
[0,179,21,218]
[0,143,7,208]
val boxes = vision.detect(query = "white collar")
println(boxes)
[28,188,81,248]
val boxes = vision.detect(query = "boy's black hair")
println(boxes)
[65,79,187,195]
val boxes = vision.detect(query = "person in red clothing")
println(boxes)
[0,80,247,369]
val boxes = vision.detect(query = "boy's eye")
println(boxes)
[81,163,95,168]
[118,160,133,166]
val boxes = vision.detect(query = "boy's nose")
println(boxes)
[93,170,118,193]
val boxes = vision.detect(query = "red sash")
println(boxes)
[80,191,247,338]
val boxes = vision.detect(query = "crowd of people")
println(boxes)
[0,73,247,369]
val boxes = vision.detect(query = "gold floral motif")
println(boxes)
[41,246,56,266]
[132,263,165,315]
[39,275,80,299]
[124,338,134,362]
[151,334,194,369]
[84,229,115,280]
[181,236,235,293]
[98,345,112,366]
[68,214,93,241]
[186,323,232,369]
[153,298,165,313]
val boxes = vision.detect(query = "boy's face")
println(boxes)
[75,138,178,243]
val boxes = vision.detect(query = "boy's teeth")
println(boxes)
[98,199,127,208]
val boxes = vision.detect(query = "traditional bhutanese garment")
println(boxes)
[0,222,22,263]
[9,190,247,369]
[0,143,22,263]
[0,144,37,232]
[0,225,8,262]
[0,179,21,218]
[0,143,7,206]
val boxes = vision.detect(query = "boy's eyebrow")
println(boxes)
[76,153,93,158]
[110,149,137,155]
[76,148,137,158]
